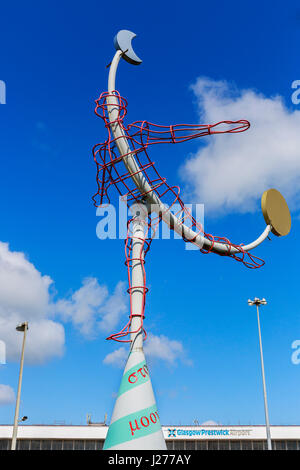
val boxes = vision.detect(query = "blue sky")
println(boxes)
[1,0,300,427]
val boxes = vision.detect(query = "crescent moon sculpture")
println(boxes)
[114,30,142,65]
[92,30,291,450]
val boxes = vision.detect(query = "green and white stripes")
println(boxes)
[117,359,149,396]
[104,404,161,449]
[103,350,166,450]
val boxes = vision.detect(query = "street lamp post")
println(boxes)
[11,322,28,451]
[248,298,272,450]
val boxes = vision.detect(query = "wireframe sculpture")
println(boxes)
[93,90,264,270]
[92,30,291,450]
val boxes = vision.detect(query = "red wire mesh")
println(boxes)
[106,217,149,343]
[92,90,265,342]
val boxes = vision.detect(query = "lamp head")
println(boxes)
[16,322,28,332]
[248,298,267,306]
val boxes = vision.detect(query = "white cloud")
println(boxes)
[54,279,127,338]
[144,334,192,366]
[201,420,219,426]
[97,281,128,333]
[103,333,192,368]
[0,384,15,406]
[103,346,128,368]
[181,77,300,214]
[0,242,64,364]
[0,315,65,364]
[0,242,126,364]
[0,242,52,318]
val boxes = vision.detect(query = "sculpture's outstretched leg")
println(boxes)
[104,203,166,450]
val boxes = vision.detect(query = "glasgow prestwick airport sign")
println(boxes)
[166,427,253,439]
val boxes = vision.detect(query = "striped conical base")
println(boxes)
[104,349,166,450]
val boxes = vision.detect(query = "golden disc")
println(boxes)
[261,189,291,237]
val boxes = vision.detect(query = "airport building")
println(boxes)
[1,424,300,450]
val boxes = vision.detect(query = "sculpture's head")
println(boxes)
[114,30,142,66]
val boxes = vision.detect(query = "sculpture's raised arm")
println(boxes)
[127,119,250,147]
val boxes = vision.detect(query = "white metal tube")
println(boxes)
[103,204,166,450]
[256,305,272,450]
[11,323,28,450]
[130,206,147,351]
[106,51,271,256]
